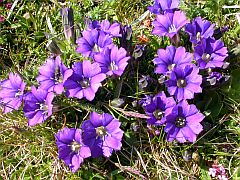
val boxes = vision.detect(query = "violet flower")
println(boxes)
[185,17,215,44]
[143,91,176,125]
[23,86,54,126]
[165,65,202,101]
[88,19,121,37]
[76,29,113,58]
[165,100,205,143]
[153,45,192,75]
[36,56,73,94]
[148,0,180,14]
[64,60,106,101]
[0,73,26,113]
[152,11,189,39]
[93,46,130,76]
[81,112,124,158]
[194,38,228,69]
[55,127,91,172]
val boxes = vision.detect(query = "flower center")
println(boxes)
[153,109,164,120]
[109,61,118,71]
[168,24,177,33]
[70,141,81,153]
[39,103,48,112]
[54,66,63,84]
[175,117,186,128]
[196,32,201,41]
[15,89,23,97]
[96,126,107,138]
[79,78,90,89]
[92,43,100,53]
[177,79,187,88]
[202,53,211,63]
[167,64,176,71]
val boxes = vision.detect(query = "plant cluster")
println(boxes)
[0,0,236,178]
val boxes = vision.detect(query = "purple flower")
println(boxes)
[5,3,12,10]
[194,38,228,69]
[55,127,91,172]
[119,25,132,51]
[165,65,202,101]
[23,86,54,126]
[64,60,106,101]
[93,46,130,76]
[165,100,205,143]
[81,112,124,158]
[36,56,73,94]
[0,15,5,23]
[143,91,176,125]
[60,7,75,41]
[0,73,26,113]
[148,0,180,14]
[88,19,121,37]
[152,11,189,38]
[76,29,113,58]
[185,17,215,44]
[153,45,192,75]
[204,72,223,85]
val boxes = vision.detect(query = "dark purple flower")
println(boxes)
[194,38,228,69]
[93,46,130,76]
[152,11,189,38]
[5,3,12,9]
[0,73,26,113]
[81,112,124,158]
[165,65,202,101]
[64,60,106,101]
[143,91,176,125]
[148,0,180,14]
[0,15,5,23]
[88,19,121,37]
[119,25,132,51]
[185,17,215,44]
[153,45,192,75]
[23,86,54,126]
[55,127,91,172]
[165,100,205,143]
[76,29,113,58]
[36,56,73,94]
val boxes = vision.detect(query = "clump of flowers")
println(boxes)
[208,163,228,180]
[0,0,231,174]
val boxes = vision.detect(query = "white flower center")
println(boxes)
[96,126,107,138]
[175,117,186,128]
[202,53,211,63]
[70,141,81,153]
[109,61,118,71]
[168,24,177,33]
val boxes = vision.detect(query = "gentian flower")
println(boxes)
[23,86,54,126]
[88,19,121,37]
[153,45,192,75]
[143,91,176,125]
[165,65,202,101]
[93,46,130,76]
[55,127,91,172]
[36,56,73,94]
[194,38,228,69]
[152,11,189,39]
[76,29,113,58]
[0,73,26,113]
[81,112,124,158]
[60,7,75,41]
[148,0,180,14]
[64,60,106,101]
[165,100,205,143]
[185,17,215,44]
